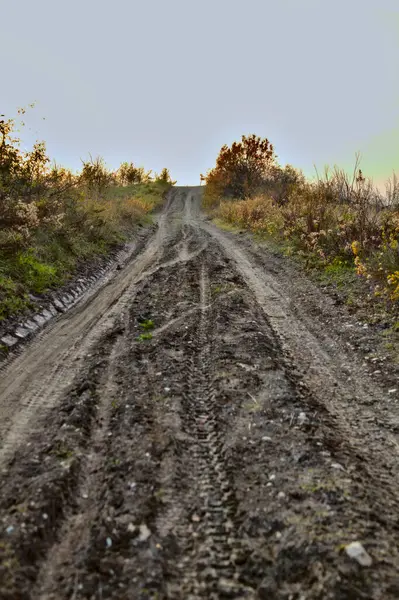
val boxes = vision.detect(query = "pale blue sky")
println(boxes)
[1,0,398,187]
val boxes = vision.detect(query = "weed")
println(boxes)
[152,394,165,402]
[137,333,153,342]
[16,250,59,292]
[139,319,155,331]
[212,285,223,295]
[211,282,236,297]
[154,488,166,502]
[52,443,74,460]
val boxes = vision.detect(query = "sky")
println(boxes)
[1,0,398,187]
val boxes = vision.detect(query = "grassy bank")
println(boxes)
[0,181,169,320]
[202,135,399,315]
[0,110,174,320]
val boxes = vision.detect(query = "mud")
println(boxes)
[0,188,398,599]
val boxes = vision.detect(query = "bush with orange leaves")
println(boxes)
[204,137,399,306]
[203,134,277,207]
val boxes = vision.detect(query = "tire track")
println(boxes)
[172,263,254,599]
[34,321,130,599]
[0,323,125,599]
[0,190,195,471]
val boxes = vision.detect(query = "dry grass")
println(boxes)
[206,159,399,305]
[0,113,172,320]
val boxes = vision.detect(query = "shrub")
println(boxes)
[204,134,277,205]
[206,136,399,305]
[0,108,174,320]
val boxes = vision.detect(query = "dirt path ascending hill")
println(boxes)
[1,187,399,599]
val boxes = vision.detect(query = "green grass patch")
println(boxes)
[16,250,59,292]
[139,319,155,331]
[137,332,153,342]
[212,218,242,233]
[318,258,356,289]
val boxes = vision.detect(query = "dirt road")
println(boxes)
[1,187,398,599]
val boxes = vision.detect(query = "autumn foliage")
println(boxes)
[204,135,399,306]
[204,134,276,203]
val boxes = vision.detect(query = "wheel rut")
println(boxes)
[34,322,130,599]
[171,263,254,599]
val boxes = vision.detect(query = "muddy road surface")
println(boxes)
[1,188,398,599]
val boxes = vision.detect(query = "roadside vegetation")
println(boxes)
[0,108,175,320]
[202,134,399,311]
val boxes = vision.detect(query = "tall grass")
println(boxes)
[0,112,173,320]
[205,153,399,306]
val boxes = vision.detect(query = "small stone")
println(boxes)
[164,387,171,393]
[138,524,151,542]
[81,492,88,499]
[106,537,112,548]
[277,491,286,499]
[388,388,397,394]
[5,525,14,534]
[1,334,19,347]
[14,327,30,339]
[345,541,372,566]
[34,314,46,327]
[191,514,201,522]
[261,436,272,442]
[331,462,345,471]
[127,523,136,533]
[53,299,65,312]
[42,309,53,321]
[297,411,308,425]
[42,513,48,520]
[49,304,58,316]
[24,320,38,331]
[269,474,276,481]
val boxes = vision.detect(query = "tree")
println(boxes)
[117,162,154,185]
[80,156,113,197]
[0,108,76,241]
[205,134,277,200]
[155,168,176,185]
[118,161,139,185]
